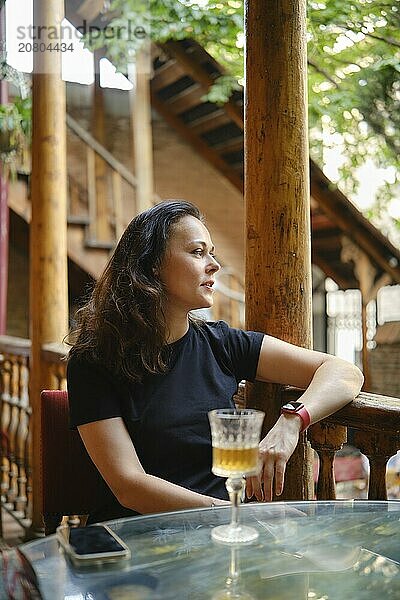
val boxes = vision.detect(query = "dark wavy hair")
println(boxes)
[67,200,204,382]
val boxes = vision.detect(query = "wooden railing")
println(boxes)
[67,119,244,328]
[236,383,399,501]
[0,336,32,534]
[0,337,67,534]
[1,335,399,537]
[310,392,400,500]
[212,269,245,329]
[66,114,138,246]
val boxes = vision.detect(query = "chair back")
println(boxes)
[41,389,111,534]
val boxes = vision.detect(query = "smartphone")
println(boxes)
[56,524,131,566]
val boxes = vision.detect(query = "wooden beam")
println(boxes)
[189,110,230,136]
[311,212,337,232]
[312,234,342,250]
[164,83,203,114]
[29,0,69,534]
[245,0,313,500]
[162,41,244,129]
[76,0,104,21]
[310,162,400,284]
[151,61,186,92]
[66,115,137,187]
[311,250,353,290]
[213,136,243,154]
[130,42,154,213]
[92,50,111,243]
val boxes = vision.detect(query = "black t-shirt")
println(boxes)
[67,320,264,522]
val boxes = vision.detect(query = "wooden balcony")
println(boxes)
[1,335,399,539]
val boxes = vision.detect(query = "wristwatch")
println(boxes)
[280,401,311,432]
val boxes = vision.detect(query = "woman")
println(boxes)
[67,200,363,523]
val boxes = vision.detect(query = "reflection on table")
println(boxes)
[11,501,400,599]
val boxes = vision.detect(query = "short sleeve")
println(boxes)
[67,354,123,429]
[217,321,264,382]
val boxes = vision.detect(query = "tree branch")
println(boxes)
[333,23,400,49]
[364,32,400,48]
[329,56,365,70]
[367,115,400,157]
[308,58,339,87]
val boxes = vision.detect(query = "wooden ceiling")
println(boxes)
[150,39,400,291]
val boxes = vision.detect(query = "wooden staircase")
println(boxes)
[9,113,138,280]
[8,38,400,292]
[8,109,245,326]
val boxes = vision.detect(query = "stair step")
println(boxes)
[85,239,115,250]
[152,61,185,92]
[68,215,91,226]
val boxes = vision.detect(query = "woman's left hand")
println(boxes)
[245,415,301,501]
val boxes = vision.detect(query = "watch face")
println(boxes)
[281,401,304,412]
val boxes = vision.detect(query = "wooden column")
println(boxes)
[91,49,111,243]
[129,41,154,213]
[29,0,68,535]
[341,236,392,391]
[0,4,9,335]
[245,0,313,499]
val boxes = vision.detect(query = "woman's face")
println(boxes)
[159,215,221,315]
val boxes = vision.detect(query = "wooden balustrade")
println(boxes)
[1,335,399,537]
[0,336,32,532]
[283,387,400,500]
[66,114,138,248]
[0,337,67,534]
[213,270,245,328]
[236,382,400,500]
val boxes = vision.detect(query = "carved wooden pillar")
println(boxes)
[341,236,392,391]
[309,423,347,499]
[245,0,313,499]
[0,4,9,335]
[29,0,69,535]
[90,49,112,243]
[129,41,154,214]
[354,431,399,500]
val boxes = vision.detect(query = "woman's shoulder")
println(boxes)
[191,319,236,347]
[67,350,113,382]
[67,349,96,370]
[192,319,228,337]
[195,320,264,354]
[198,319,236,337]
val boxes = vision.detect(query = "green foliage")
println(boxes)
[307,1,400,193]
[0,97,31,177]
[85,0,244,98]
[89,0,399,236]
[306,1,400,239]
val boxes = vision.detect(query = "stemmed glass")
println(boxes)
[212,546,255,600]
[208,408,265,545]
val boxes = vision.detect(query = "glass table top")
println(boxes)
[15,501,400,599]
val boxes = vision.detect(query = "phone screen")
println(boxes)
[69,526,126,556]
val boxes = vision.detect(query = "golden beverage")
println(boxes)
[212,446,259,477]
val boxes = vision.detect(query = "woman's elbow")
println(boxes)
[353,364,364,391]
[115,490,133,510]
[113,472,147,511]
[336,359,364,396]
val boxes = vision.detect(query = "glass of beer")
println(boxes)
[208,408,265,545]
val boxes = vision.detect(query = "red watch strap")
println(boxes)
[296,406,311,432]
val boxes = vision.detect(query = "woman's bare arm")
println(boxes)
[78,417,228,514]
[246,335,364,501]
